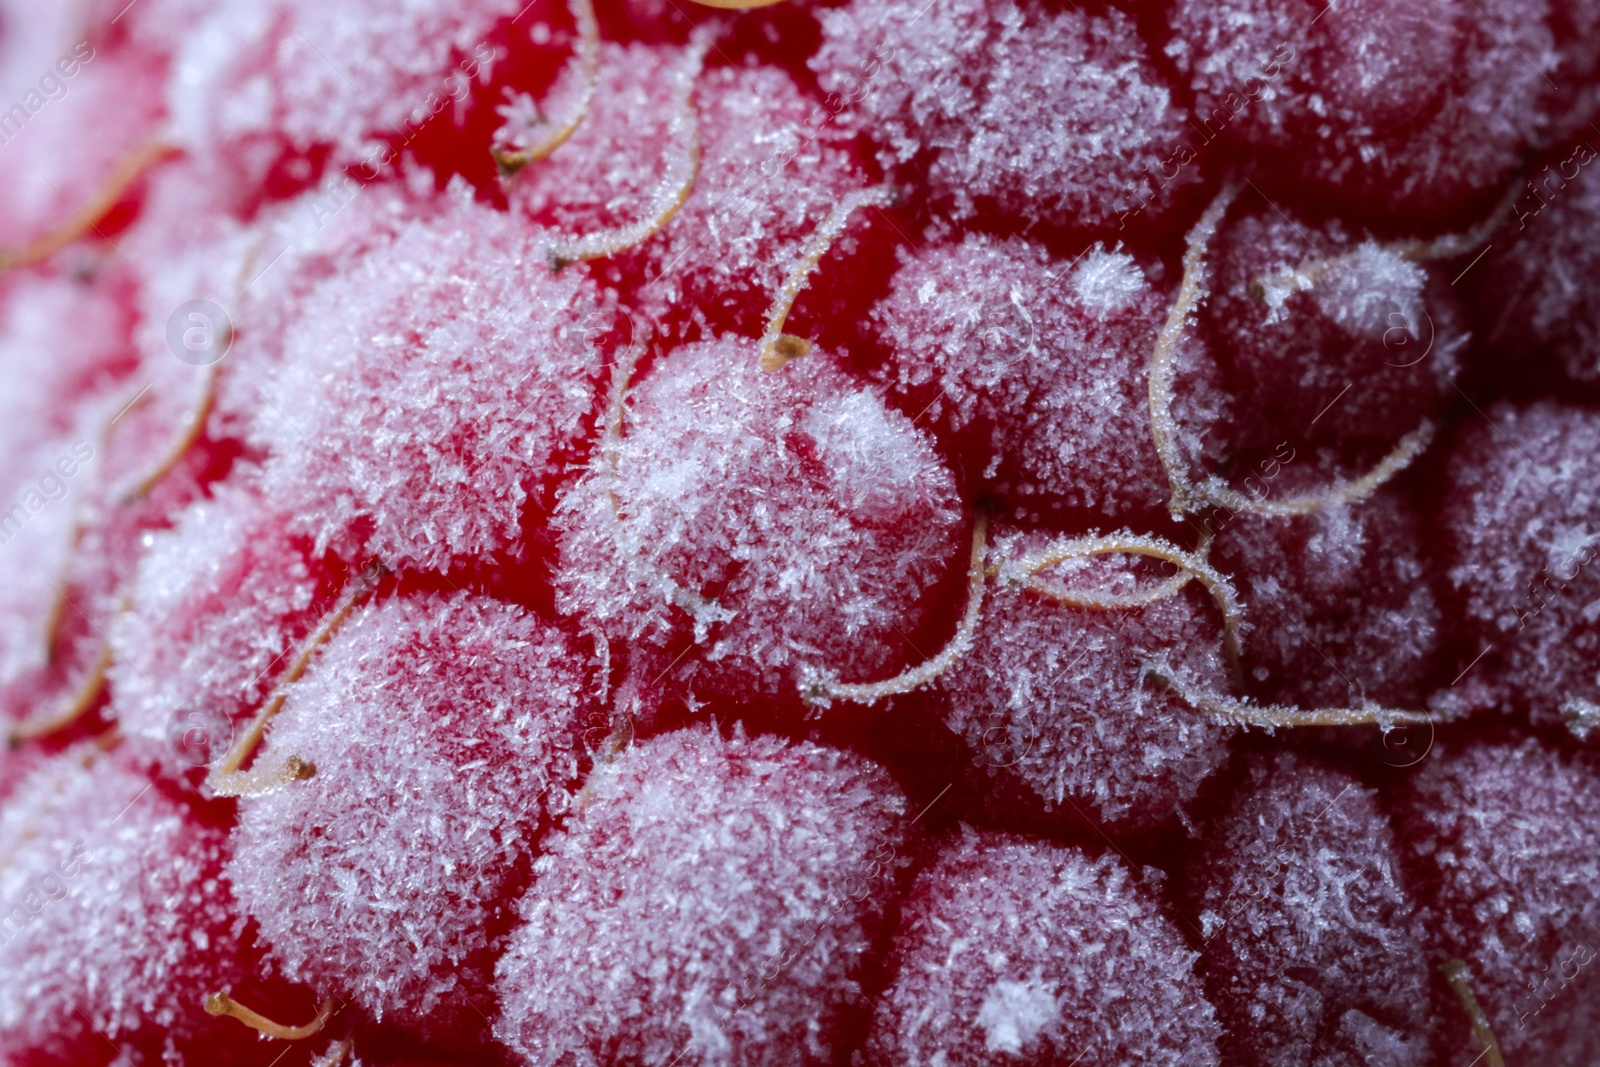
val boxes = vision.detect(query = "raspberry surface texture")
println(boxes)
[3,0,1600,1064]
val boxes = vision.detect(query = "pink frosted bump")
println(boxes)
[1166,0,1557,225]
[1437,402,1600,727]
[865,831,1221,1066]
[0,743,240,1062]
[108,474,328,751]
[941,529,1233,828]
[1209,482,1442,710]
[227,592,597,1028]
[494,724,910,1067]
[813,0,1196,228]
[1185,753,1436,1067]
[246,191,610,573]
[868,233,1227,521]
[554,337,963,707]
[1397,737,1600,1064]
[157,0,517,193]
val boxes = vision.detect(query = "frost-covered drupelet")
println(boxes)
[1185,754,1437,1067]
[144,0,517,194]
[555,338,963,707]
[1437,402,1600,727]
[631,61,873,337]
[864,832,1221,1066]
[941,530,1233,828]
[1477,158,1600,383]
[1210,486,1442,709]
[493,725,909,1067]
[0,744,241,1064]
[1166,0,1558,226]
[228,593,597,1029]
[160,177,428,439]
[0,34,166,254]
[867,234,1227,520]
[107,476,327,748]
[1201,209,1464,459]
[1396,738,1600,1065]
[0,266,137,464]
[0,254,230,738]
[246,193,610,574]
[812,0,1195,228]
[504,44,871,341]
[500,40,696,250]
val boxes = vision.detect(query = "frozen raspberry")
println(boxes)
[1201,207,1465,461]
[245,190,609,574]
[493,725,909,1067]
[865,234,1228,522]
[228,592,597,1033]
[0,744,245,1064]
[940,528,1233,828]
[1396,737,1600,1064]
[1210,482,1442,709]
[1473,150,1600,383]
[554,337,962,712]
[1184,753,1437,1067]
[8,0,1600,1061]
[1167,0,1558,228]
[117,156,252,375]
[150,0,516,197]
[813,0,1196,229]
[865,832,1221,1066]
[1436,402,1600,726]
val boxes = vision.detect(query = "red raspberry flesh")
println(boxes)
[3,0,1600,1063]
